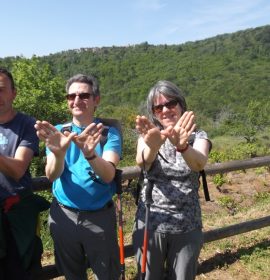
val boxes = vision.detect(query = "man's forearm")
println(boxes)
[45,154,65,182]
[86,155,117,183]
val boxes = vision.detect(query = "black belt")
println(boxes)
[57,199,113,213]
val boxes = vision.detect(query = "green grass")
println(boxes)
[240,241,270,277]
[211,135,243,152]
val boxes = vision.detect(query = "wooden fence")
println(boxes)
[36,156,270,279]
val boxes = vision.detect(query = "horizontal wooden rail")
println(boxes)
[33,156,270,191]
[124,215,270,257]
[41,215,270,279]
[35,156,270,279]
[203,215,270,243]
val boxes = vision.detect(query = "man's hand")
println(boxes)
[72,122,104,158]
[35,120,76,157]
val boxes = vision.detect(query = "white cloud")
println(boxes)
[153,0,270,43]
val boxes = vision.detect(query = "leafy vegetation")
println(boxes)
[1,25,270,174]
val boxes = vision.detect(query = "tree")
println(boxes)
[231,100,270,143]
[11,58,68,176]
[12,57,67,124]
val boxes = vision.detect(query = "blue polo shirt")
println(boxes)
[46,119,122,210]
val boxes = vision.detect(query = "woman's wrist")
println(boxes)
[176,143,189,153]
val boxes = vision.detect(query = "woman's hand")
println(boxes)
[136,115,174,169]
[136,115,172,151]
[168,111,196,149]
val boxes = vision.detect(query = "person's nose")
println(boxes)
[74,95,81,104]
[162,105,170,113]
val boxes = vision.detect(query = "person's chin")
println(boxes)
[72,108,84,114]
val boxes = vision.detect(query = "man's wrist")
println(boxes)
[85,154,97,161]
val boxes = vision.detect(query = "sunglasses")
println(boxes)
[152,100,178,113]
[66,92,94,101]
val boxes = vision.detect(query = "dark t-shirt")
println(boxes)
[0,112,39,200]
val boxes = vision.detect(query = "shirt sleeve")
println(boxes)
[103,126,122,158]
[19,116,39,156]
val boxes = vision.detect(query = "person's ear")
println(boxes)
[93,95,100,112]
[12,89,17,100]
[94,95,100,106]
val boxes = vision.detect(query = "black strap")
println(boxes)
[200,170,210,201]
[115,169,123,195]
[157,151,169,163]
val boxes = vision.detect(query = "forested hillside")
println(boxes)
[1,24,269,119]
[0,25,269,169]
[39,25,270,119]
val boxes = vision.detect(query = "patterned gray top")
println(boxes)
[136,130,210,234]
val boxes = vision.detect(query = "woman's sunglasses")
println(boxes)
[66,92,93,101]
[152,100,178,114]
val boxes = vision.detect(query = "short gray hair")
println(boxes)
[65,74,100,97]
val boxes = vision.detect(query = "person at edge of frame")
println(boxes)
[34,73,122,280]
[132,80,212,280]
[0,67,50,280]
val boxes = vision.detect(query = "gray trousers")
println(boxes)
[48,199,120,280]
[132,220,203,280]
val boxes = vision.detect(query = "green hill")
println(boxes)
[1,25,269,170]
[36,25,270,119]
[1,25,269,139]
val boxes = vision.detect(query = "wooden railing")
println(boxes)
[36,156,270,279]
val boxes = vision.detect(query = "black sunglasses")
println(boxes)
[66,92,94,101]
[152,100,178,113]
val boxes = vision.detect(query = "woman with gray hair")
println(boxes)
[133,80,211,280]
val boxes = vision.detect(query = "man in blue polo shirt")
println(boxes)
[35,74,122,280]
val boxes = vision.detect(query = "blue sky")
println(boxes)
[1,0,269,58]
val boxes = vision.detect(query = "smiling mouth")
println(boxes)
[163,115,176,120]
